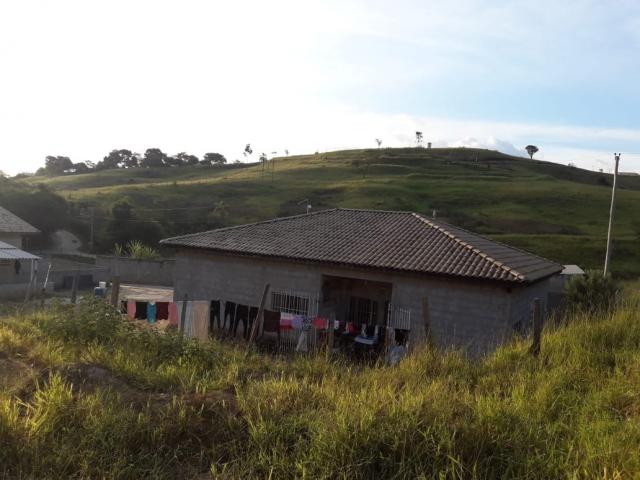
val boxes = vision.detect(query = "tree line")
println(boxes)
[37,148,228,176]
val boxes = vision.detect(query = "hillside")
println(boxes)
[1,292,640,478]
[17,147,640,276]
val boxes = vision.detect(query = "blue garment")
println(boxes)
[147,302,157,323]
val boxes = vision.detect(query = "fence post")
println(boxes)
[421,297,432,346]
[109,276,120,308]
[326,311,335,360]
[247,284,270,351]
[530,298,542,356]
[180,293,188,334]
[70,273,79,304]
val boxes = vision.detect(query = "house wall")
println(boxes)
[173,249,552,356]
[95,256,175,286]
[0,233,24,248]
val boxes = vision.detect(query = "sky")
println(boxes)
[0,0,639,175]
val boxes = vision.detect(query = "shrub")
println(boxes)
[565,270,619,314]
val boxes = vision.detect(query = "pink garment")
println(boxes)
[280,313,294,331]
[168,302,179,326]
[127,300,136,321]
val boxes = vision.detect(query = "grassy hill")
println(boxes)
[1,292,640,478]
[18,147,640,276]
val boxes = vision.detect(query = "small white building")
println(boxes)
[0,240,40,299]
[0,206,39,248]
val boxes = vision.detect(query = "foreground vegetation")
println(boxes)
[1,291,640,479]
[14,147,640,276]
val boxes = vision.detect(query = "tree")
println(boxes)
[44,156,74,175]
[203,152,227,166]
[140,148,167,168]
[284,149,289,156]
[525,145,539,160]
[415,132,423,147]
[100,149,137,169]
[72,162,90,174]
[243,143,253,158]
[101,200,163,250]
[175,152,199,165]
[375,138,382,148]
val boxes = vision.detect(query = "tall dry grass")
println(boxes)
[0,291,639,479]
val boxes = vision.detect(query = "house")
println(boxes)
[0,240,40,299]
[161,208,563,355]
[0,206,39,248]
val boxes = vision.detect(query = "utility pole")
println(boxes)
[89,207,94,252]
[603,153,621,276]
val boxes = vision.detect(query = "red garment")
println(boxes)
[312,317,328,329]
[156,302,169,320]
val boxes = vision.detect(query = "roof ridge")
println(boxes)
[411,213,524,281]
[161,208,339,244]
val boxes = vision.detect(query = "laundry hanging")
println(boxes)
[176,301,195,337]
[192,301,210,341]
[156,302,169,320]
[280,312,294,331]
[168,303,179,326]
[127,300,136,321]
[147,302,157,323]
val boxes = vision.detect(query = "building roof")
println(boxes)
[0,240,40,260]
[561,264,585,275]
[0,206,39,234]
[161,208,563,284]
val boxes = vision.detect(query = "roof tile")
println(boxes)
[160,208,562,283]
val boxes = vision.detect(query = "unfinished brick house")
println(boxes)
[161,208,562,355]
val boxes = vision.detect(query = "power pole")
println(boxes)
[89,207,94,252]
[603,153,621,276]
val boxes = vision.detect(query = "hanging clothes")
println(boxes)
[192,301,210,341]
[295,316,312,352]
[176,301,195,337]
[135,301,147,320]
[127,300,137,321]
[280,313,294,331]
[292,315,304,330]
[147,302,157,323]
[312,317,328,329]
[263,310,281,333]
[156,302,169,320]
[168,303,179,326]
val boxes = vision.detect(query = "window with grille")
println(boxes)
[270,291,311,315]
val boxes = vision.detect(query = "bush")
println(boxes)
[565,270,619,314]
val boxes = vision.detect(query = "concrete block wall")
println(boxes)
[172,249,543,356]
[173,250,322,306]
[509,278,552,334]
[391,276,511,355]
[95,256,175,286]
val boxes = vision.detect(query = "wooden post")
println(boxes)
[70,273,79,304]
[247,284,270,351]
[109,276,120,308]
[40,262,52,308]
[180,293,188,334]
[421,297,432,345]
[326,311,335,360]
[530,298,542,357]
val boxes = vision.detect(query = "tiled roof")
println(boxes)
[0,206,39,234]
[161,208,562,283]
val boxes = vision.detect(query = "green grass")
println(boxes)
[1,292,640,478]
[16,147,640,276]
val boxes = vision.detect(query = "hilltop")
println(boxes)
[13,147,640,276]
